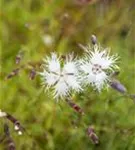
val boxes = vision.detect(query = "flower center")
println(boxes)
[92,64,102,75]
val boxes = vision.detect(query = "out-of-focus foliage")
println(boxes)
[0,0,135,150]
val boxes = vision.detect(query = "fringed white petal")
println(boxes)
[80,44,119,91]
[53,78,69,98]
[40,53,82,99]
[46,53,60,73]
[95,71,108,91]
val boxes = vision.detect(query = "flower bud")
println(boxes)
[110,80,127,94]
[91,35,97,45]
[87,126,99,144]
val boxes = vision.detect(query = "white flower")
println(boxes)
[42,34,53,47]
[80,44,119,91]
[40,53,82,99]
[0,109,7,118]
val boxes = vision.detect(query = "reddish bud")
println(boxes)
[66,99,84,115]
[29,68,36,80]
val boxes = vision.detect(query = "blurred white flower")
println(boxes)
[40,53,82,99]
[0,109,7,118]
[42,34,54,47]
[80,44,119,91]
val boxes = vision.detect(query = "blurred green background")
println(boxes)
[0,0,135,149]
